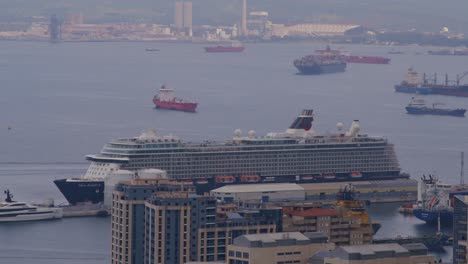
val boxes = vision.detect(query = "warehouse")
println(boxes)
[211,183,305,203]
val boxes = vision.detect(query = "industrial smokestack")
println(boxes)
[241,0,247,36]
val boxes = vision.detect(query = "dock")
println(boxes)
[62,203,109,218]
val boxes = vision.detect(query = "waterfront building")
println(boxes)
[183,1,193,36]
[454,195,468,264]
[311,243,436,264]
[240,0,247,36]
[282,185,377,246]
[111,178,194,264]
[144,194,280,263]
[226,232,334,264]
[211,179,417,204]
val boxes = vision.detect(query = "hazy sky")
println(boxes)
[1,0,467,32]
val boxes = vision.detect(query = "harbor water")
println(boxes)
[1,41,467,263]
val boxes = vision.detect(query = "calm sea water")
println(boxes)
[1,41,467,262]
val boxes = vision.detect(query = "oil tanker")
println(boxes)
[395,68,468,97]
[153,85,197,112]
[293,46,346,75]
[345,55,390,64]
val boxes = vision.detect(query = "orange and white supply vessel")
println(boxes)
[153,85,197,112]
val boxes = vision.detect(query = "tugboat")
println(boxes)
[293,45,347,75]
[153,85,197,112]
[405,97,466,117]
[336,184,381,235]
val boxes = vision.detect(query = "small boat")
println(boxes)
[215,176,236,184]
[388,50,405,55]
[323,173,336,180]
[405,97,466,117]
[145,48,160,52]
[0,190,63,222]
[350,172,363,178]
[240,175,261,183]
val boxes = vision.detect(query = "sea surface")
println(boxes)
[1,41,467,263]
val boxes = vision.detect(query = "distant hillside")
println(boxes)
[1,0,467,33]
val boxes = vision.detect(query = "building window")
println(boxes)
[243,252,249,258]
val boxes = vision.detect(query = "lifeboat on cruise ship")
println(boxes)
[262,176,275,182]
[182,179,193,184]
[323,173,336,180]
[301,175,314,181]
[350,172,363,178]
[215,176,236,184]
[240,175,261,183]
[196,178,209,184]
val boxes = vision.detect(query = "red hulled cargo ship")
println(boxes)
[153,85,197,112]
[345,55,391,64]
[204,42,245,53]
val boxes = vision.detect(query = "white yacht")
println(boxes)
[0,190,63,222]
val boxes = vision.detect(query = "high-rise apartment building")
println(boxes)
[454,195,468,264]
[111,178,194,264]
[112,181,281,264]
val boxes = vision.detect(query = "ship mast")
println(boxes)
[461,151,465,185]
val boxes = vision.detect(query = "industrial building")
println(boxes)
[211,183,305,203]
[454,195,468,264]
[174,1,192,36]
[227,232,334,264]
[270,23,360,38]
[211,179,417,204]
[310,243,436,264]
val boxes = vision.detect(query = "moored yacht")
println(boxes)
[0,190,63,222]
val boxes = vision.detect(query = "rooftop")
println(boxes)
[233,232,319,248]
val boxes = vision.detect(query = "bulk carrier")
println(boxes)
[54,109,407,205]
[395,68,468,97]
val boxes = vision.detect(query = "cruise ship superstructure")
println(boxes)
[54,109,404,205]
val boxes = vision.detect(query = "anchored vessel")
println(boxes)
[54,109,406,205]
[294,46,347,75]
[204,42,245,53]
[395,68,468,97]
[0,190,63,222]
[405,97,466,117]
[153,85,197,112]
[413,172,468,225]
[345,55,390,64]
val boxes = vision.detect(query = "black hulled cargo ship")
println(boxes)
[294,46,347,75]
[54,109,407,205]
[405,97,466,117]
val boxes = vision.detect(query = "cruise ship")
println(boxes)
[54,109,405,205]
